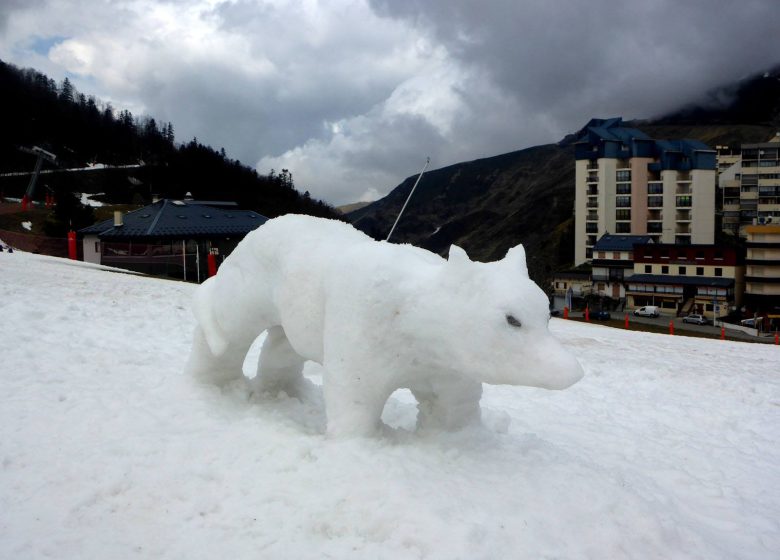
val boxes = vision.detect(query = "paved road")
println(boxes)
[565,310,777,344]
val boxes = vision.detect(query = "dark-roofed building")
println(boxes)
[80,199,268,281]
[574,117,717,265]
[591,234,653,300]
[626,243,744,319]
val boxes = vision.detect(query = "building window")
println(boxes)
[696,251,705,260]
[696,267,704,276]
[679,266,686,275]
[676,196,692,207]
[615,223,630,233]
[616,184,631,194]
[645,265,651,273]
[613,252,620,260]
[616,195,631,207]
[597,283,605,292]
[616,209,631,220]
[714,268,722,277]
[598,252,606,259]
[662,265,669,274]
[648,196,663,207]
[95,241,100,253]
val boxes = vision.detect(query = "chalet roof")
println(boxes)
[80,200,268,240]
[593,234,653,252]
[626,274,733,288]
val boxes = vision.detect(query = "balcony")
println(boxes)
[676,185,692,195]
[586,213,598,221]
[586,200,598,208]
[675,211,691,222]
[675,225,691,234]
[676,196,692,208]
[648,196,664,208]
[647,223,663,233]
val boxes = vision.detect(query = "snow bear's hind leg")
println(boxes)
[186,325,255,386]
[251,326,307,398]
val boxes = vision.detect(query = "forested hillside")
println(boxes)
[0,60,338,226]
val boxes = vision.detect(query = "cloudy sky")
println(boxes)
[2,0,779,205]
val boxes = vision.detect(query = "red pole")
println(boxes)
[625,314,629,329]
[669,320,674,335]
[585,307,590,322]
[721,326,726,340]
[207,252,217,277]
[21,195,29,211]
[563,306,569,320]
[775,333,778,345]
[67,230,77,260]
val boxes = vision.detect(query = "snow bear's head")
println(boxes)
[411,243,584,390]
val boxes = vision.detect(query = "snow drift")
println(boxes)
[1,250,778,559]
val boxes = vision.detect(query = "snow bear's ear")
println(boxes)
[503,244,529,277]
[448,244,471,266]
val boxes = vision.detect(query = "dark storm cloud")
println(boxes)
[1,0,779,204]
[370,0,780,119]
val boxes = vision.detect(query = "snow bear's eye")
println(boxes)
[506,314,522,328]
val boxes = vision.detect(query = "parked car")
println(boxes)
[740,317,764,328]
[682,313,709,325]
[633,305,660,318]
[585,309,611,320]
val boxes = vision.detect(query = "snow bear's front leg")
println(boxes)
[411,376,482,431]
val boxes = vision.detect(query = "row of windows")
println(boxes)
[629,284,730,296]
[644,264,723,276]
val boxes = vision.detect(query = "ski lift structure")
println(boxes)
[386,157,430,243]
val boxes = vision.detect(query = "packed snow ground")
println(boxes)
[1,251,778,559]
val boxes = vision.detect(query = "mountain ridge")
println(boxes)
[349,64,780,285]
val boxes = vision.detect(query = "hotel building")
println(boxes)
[574,118,716,265]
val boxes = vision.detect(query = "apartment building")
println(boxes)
[736,134,780,234]
[625,244,744,319]
[590,234,653,300]
[574,118,716,265]
[743,225,780,319]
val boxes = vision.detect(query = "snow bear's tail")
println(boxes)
[192,277,230,357]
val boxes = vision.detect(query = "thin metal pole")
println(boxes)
[196,242,201,283]
[182,240,186,281]
[386,157,430,242]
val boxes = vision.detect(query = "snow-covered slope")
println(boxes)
[1,251,778,559]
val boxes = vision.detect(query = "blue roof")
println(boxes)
[626,274,733,288]
[80,200,268,239]
[593,234,653,252]
[574,117,716,170]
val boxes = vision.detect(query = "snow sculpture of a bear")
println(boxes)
[186,215,583,436]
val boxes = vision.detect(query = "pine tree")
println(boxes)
[60,77,74,103]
